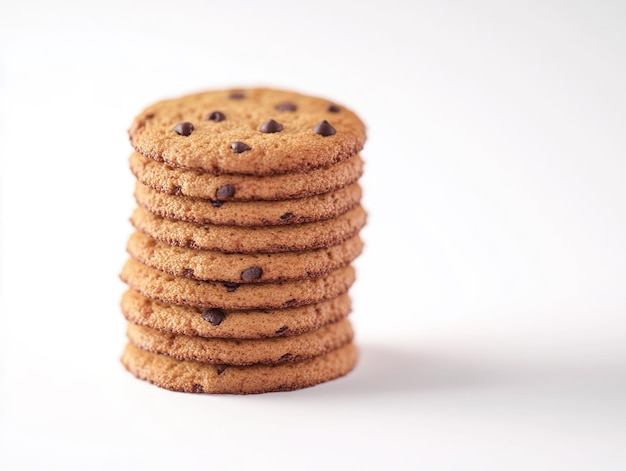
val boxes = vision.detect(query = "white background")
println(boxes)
[1,0,625,469]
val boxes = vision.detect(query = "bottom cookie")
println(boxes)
[121,341,358,394]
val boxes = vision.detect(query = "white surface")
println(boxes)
[1,1,625,469]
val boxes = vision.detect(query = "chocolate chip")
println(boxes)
[313,120,336,136]
[210,199,224,208]
[216,184,235,199]
[202,308,226,326]
[182,268,194,278]
[276,102,297,112]
[173,122,194,136]
[192,383,204,393]
[216,365,228,375]
[280,212,294,221]
[327,104,341,113]
[171,185,182,195]
[229,92,246,99]
[206,111,226,122]
[275,326,288,335]
[259,119,283,133]
[223,282,239,292]
[241,266,263,281]
[231,141,251,153]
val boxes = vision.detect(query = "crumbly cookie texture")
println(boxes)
[121,341,358,394]
[134,180,361,226]
[126,318,353,366]
[130,205,367,253]
[128,88,366,176]
[127,231,363,283]
[130,152,364,201]
[121,290,352,339]
[119,258,355,310]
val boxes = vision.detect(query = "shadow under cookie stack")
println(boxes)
[120,88,366,394]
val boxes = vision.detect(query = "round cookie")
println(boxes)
[127,231,363,283]
[121,341,358,394]
[128,88,366,176]
[126,318,353,365]
[130,152,364,201]
[134,180,361,226]
[130,204,367,253]
[121,290,352,339]
[120,258,355,310]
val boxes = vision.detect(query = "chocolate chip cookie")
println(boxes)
[121,87,366,394]
[130,151,364,201]
[120,258,355,310]
[126,318,353,365]
[121,290,352,339]
[130,204,367,253]
[128,88,366,175]
[127,230,363,282]
[121,341,358,394]
[134,180,361,226]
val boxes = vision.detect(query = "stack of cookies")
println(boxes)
[120,88,366,394]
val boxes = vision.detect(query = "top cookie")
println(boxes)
[128,88,366,176]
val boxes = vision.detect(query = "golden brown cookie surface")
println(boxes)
[119,258,355,310]
[126,319,353,365]
[130,205,367,253]
[127,231,363,283]
[134,180,361,226]
[121,341,358,394]
[128,88,366,176]
[130,152,364,201]
[121,290,352,339]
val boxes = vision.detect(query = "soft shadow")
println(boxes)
[295,343,500,398]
